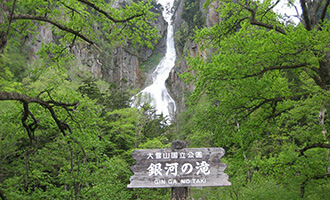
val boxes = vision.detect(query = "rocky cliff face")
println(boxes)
[167,0,219,114]
[24,0,218,115]
[26,1,167,90]
[101,11,167,89]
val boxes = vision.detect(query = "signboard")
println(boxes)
[127,148,231,188]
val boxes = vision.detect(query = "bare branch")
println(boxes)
[261,0,280,21]
[288,0,302,22]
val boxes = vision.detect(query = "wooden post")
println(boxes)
[171,140,188,200]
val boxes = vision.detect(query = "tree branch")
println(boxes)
[11,14,95,46]
[241,94,308,119]
[224,17,249,36]
[319,0,330,24]
[265,105,295,120]
[300,0,312,30]
[6,0,16,36]
[288,0,302,22]
[300,173,330,198]
[243,62,309,78]
[22,102,34,143]
[0,0,16,52]
[59,1,82,16]
[0,91,79,136]
[299,143,330,156]
[249,18,286,35]
[261,0,280,21]
[77,0,145,23]
[238,1,286,35]
[2,0,147,51]
[213,62,309,82]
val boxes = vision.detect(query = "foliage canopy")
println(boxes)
[0,0,172,199]
[180,0,330,198]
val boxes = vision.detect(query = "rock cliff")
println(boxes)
[26,1,167,90]
[167,0,219,114]
[23,0,218,115]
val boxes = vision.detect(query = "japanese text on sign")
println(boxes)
[146,151,203,160]
[127,147,231,188]
[147,161,210,177]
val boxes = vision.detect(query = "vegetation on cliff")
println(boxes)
[178,0,330,199]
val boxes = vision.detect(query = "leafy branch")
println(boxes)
[0,91,79,141]
[243,63,309,78]
[299,143,330,156]
[236,1,286,35]
[1,0,150,51]
[77,0,146,23]
[239,94,309,119]
[11,14,96,46]
[213,62,310,81]
[300,173,330,198]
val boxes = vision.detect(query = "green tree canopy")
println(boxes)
[0,1,172,199]
[182,0,330,198]
[0,0,159,136]
[0,0,158,51]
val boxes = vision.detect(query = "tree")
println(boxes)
[0,0,158,138]
[0,65,171,199]
[0,1,166,199]
[183,0,330,198]
[0,0,157,51]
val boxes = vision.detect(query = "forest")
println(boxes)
[0,0,330,199]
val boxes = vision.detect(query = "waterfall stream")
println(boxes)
[131,0,176,119]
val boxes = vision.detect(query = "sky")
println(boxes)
[272,0,302,24]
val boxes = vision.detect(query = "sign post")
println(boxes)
[127,140,231,199]
[171,140,188,200]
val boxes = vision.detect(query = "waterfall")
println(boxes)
[131,0,176,119]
